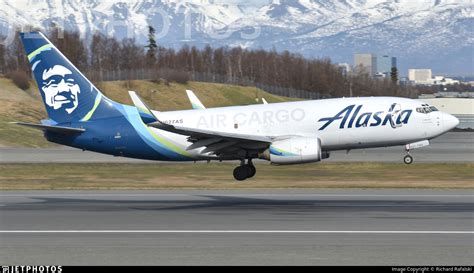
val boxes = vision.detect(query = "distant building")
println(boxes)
[337,63,352,76]
[408,69,432,84]
[354,53,377,76]
[409,69,461,86]
[377,55,397,77]
[428,76,460,86]
[374,72,386,79]
[399,77,414,86]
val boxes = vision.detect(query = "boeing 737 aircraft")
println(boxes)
[15,32,459,180]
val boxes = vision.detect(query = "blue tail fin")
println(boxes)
[21,32,107,124]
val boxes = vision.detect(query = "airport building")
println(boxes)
[354,53,377,76]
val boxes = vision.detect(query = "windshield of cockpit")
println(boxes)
[416,104,438,114]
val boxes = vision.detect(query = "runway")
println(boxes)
[1,190,473,265]
[0,132,473,163]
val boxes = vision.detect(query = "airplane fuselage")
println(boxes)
[46,96,457,162]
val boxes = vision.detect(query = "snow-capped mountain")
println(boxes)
[0,0,472,75]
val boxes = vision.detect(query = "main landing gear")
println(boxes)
[233,159,256,181]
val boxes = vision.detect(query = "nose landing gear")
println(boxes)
[404,144,414,164]
[403,154,413,164]
[402,140,430,165]
[233,159,256,181]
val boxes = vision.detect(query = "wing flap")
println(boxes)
[200,141,237,154]
[186,137,223,151]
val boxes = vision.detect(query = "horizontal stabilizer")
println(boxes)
[11,122,85,135]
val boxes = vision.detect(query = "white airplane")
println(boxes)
[17,31,459,181]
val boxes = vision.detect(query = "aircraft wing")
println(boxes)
[129,91,271,155]
[149,121,271,154]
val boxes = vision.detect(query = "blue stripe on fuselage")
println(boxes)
[45,101,193,161]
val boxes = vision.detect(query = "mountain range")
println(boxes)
[0,0,472,75]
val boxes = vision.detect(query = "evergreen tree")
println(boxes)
[390,66,398,84]
[145,26,157,68]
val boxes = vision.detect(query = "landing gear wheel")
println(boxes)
[233,166,248,181]
[404,154,413,165]
[247,164,256,178]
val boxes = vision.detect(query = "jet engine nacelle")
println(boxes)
[260,137,329,165]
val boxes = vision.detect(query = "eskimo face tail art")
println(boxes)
[22,32,102,123]
[16,31,460,181]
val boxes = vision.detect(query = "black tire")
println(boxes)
[404,155,413,164]
[247,164,256,178]
[233,166,248,181]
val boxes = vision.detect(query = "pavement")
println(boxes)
[0,132,472,163]
[0,189,473,265]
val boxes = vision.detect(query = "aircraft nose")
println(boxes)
[443,113,459,131]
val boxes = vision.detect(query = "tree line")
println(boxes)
[0,27,418,98]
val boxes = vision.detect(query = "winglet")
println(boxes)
[185,90,206,110]
[262,98,268,105]
[128,91,160,124]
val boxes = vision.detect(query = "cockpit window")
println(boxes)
[417,104,438,114]
[416,107,425,114]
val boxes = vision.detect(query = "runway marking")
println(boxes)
[1,230,473,234]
